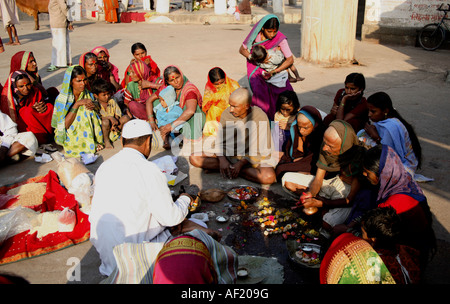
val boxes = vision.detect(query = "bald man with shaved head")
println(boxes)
[189,88,277,185]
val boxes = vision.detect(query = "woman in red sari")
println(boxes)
[9,51,59,103]
[1,70,54,145]
[91,46,121,86]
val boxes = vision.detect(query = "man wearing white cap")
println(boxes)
[89,119,208,277]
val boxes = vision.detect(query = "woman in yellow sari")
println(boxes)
[202,67,240,137]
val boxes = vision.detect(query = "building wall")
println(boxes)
[362,0,447,45]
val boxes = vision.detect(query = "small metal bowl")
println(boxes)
[237,267,249,278]
[215,215,229,223]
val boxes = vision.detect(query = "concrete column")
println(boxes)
[156,0,170,13]
[215,0,227,14]
[301,0,358,64]
[273,0,285,15]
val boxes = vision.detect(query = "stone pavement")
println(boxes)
[0,5,450,285]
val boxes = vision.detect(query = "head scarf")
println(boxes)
[91,46,110,61]
[1,70,36,123]
[158,85,177,109]
[288,105,323,159]
[10,51,41,85]
[128,59,153,103]
[377,145,425,204]
[317,120,359,172]
[242,14,285,51]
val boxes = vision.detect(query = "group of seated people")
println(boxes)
[0,29,435,284]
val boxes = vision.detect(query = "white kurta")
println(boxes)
[0,112,37,155]
[89,147,190,276]
[0,0,20,28]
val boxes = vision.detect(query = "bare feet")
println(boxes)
[96,144,105,152]
[0,46,4,53]
[289,76,297,83]
[105,141,114,149]
[297,76,305,81]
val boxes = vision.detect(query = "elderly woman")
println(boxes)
[51,66,104,157]
[10,51,59,102]
[239,14,295,120]
[79,52,120,92]
[1,70,54,146]
[146,65,205,141]
[91,46,121,88]
[275,105,325,180]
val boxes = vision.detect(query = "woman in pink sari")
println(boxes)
[239,14,295,120]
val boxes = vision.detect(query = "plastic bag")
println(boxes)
[0,207,41,245]
[152,155,178,175]
[58,207,76,232]
[0,193,16,209]
[68,172,95,212]
[56,157,91,189]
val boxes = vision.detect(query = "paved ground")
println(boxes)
[0,2,450,285]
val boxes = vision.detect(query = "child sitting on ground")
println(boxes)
[154,85,184,150]
[91,78,131,149]
[273,90,300,151]
[251,44,305,85]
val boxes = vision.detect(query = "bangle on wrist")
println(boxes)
[69,107,78,113]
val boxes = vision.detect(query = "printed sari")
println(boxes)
[153,229,238,284]
[1,70,54,144]
[320,232,396,284]
[123,60,157,120]
[154,65,205,140]
[202,68,240,137]
[51,66,104,157]
[242,14,294,120]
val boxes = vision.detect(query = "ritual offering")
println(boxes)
[227,185,259,202]
[216,215,229,223]
[188,195,201,212]
[287,240,322,268]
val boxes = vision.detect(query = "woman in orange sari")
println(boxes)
[202,67,240,137]
[1,70,54,145]
[103,0,119,24]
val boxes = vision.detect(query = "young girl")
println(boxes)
[358,91,422,178]
[251,44,304,86]
[91,78,131,149]
[153,85,184,150]
[273,90,300,151]
[323,72,368,133]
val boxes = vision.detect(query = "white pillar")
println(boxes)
[215,0,227,15]
[156,0,170,13]
[273,0,285,15]
[301,0,358,64]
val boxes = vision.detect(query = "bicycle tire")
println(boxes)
[419,23,445,51]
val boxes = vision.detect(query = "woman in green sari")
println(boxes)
[51,65,104,157]
[145,65,205,141]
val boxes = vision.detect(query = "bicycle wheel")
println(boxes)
[419,23,445,51]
